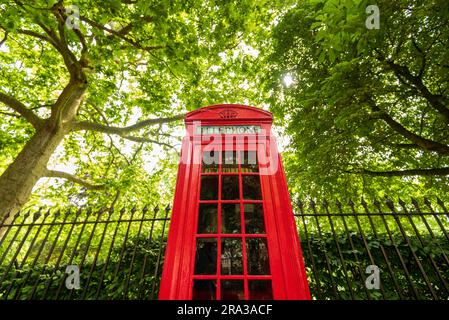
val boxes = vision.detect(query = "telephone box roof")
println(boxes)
[185,104,273,123]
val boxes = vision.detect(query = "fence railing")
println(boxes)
[0,205,171,300]
[294,198,449,300]
[0,198,448,300]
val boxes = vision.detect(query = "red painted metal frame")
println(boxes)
[159,104,310,300]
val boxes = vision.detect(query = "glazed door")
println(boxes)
[190,142,275,300]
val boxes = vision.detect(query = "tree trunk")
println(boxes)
[0,123,69,224]
[0,77,86,227]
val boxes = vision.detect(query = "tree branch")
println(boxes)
[79,15,163,51]
[0,92,43,129]
[72,114,185,134]
[50,78,87,127]
[121,135,178,151]
[392,143,422,150]
[383,58,449,122]
[35,20,81,77]
[358,167,449,177]
[0,30,8,46]
[51,2,88,57]
[72,115,182,151]
[369,100,449,155]
[10,1,84,78]
[44,169,105,190]
[12,28,54,45]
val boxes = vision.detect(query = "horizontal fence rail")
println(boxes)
[0,197,448,300]
[294,198,449,300]
[0,205,171,300]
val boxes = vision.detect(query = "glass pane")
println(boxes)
[248,280,273,300]
[202,151,219,173]
[244,204,265,234]
[194,238,217,275]
[221,238,243,275]
[198,204,217,234]
[221,280,244,300]
[222,151,238,173]
[242,175,261,200]
[200,176,218,200]
[240,151,258,173]
[222,176,239,200]
[193,280,216,300]
[246,238,270,275]
[221,204,240,234]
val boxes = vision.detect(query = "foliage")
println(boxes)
[295,198,449,299]
[0,234,167,300]
[0,204,170,300]
[2,220,447,300]
[1,0,448,213]
[0,0,278,211]
[266,0,449,199]
[1,198,448,300]
[301,231,449,300]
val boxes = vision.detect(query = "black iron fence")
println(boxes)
[294,198,449,300]
[0,198,448,300]
[0,205,170,300]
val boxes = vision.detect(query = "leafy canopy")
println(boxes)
[0,0,277,209]
[266,0,449,199]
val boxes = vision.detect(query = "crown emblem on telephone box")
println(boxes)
[218,109,238,119]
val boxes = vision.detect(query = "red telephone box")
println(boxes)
[159,104,310,300]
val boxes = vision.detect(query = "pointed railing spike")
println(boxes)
[436,197,447,211]
[309,199,316,210]
[335,199,342,210]
[397,198,407,212]
[384,197,397,214]
[32,211,41,222]
[84,208,92,219]
[385,196,394,205]
[297,200,304,211]
[360,198,367,207]
[411,198,422,213]
[23,210,31,219]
